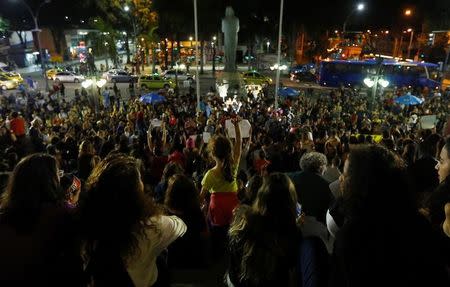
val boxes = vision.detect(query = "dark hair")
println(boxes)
[245,175,263,205]
[229,173,298,285]
[209,135,234,182]
[161,162,184,183]
[80,154,160,264]
[342,145,413,220]
[77,154,95,181]
[0,154,61,231]
[165,174,200,213]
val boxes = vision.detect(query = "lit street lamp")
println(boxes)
[404,9,412,16]
[406,28,414,59]
[342,3,365,33]
[15,0,51,91]
[82,78,107,114]
[266,41,270,53]
[124,4,138,55]
[212,36,217,73]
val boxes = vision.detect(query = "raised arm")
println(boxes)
[233,118,242,167]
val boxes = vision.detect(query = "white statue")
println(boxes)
[222,7,239,72]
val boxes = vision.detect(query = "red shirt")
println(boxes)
[10,117,26,136]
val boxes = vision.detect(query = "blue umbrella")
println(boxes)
[278,87,300,97]
[394,94,423,106]
[139,93,166,105]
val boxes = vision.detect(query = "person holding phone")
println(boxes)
[200,117,242,255]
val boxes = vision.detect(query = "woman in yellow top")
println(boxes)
[201,118,241,227]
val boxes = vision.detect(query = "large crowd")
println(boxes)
[0,81,450,286]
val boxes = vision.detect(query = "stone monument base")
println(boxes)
[215,71,246,99]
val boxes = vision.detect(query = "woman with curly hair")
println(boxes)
[227,173,300,287]
[79,154,186,287]
[330,145,449,287]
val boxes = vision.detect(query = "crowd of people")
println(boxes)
[0,80,449,286]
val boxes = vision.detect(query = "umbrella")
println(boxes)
[278,87,300,97]
[394,94,424,106]
[139,93,166,105]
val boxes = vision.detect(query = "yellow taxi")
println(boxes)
[242,71,273,86]
[46,68,62,80]
[0,71,23,84]
[0,75,19,90]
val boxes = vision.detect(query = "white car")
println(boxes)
[53,72,85,83]
[102,69,136,83]
[162,70,195,82]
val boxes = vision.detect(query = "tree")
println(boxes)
[0,17,9,36]
[87,0,158,64]
[86,19,120,68]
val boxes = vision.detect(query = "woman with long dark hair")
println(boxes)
[80,154,186,287]
[200,119,241,228]
[227,173,300,287]
[330,145,449,287]
[0,153,81,286]
[164,174,208,268]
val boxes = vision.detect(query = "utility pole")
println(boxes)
[19,0,51,91]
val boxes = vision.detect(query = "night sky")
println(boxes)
[0,0,448,32]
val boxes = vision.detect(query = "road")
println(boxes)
[2,63,333,102]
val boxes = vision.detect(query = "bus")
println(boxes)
[318,60,441,89]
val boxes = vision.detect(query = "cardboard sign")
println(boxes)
[225,119,251,138]
[419,115,437,130]
[150,119,162,127]
[202,132,211,143]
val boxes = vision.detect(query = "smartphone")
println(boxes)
[296,203,302,217]
[69,176,81,195]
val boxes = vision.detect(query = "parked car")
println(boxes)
[0,70,23,84]
[0,75,19,90]
[53,72,85,83]
[242,71,273,86]
[162,70,195,82]
[138,74,175,90]
[102,69,136,83]
[46,68,63,80]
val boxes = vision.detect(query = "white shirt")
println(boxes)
[127,215,186,287]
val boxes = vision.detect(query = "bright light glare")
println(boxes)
[404,9,411,16]
[96,79,106,88]
[364,78,375,87]
[81,79,93,89]
[378,79,389,88]
[357,3,364,11]
[407,28,412,32]
[124,5,130,12]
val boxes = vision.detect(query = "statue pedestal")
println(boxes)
[215,71,246,99]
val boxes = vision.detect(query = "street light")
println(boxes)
[212,36,217,73]
[406,28,414,59]
[81,78,107,113]
[15,0,51,91]
[343,3,365,33]
[266,41,270,52]
[124,4,137,55]
[404,9,412,16]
